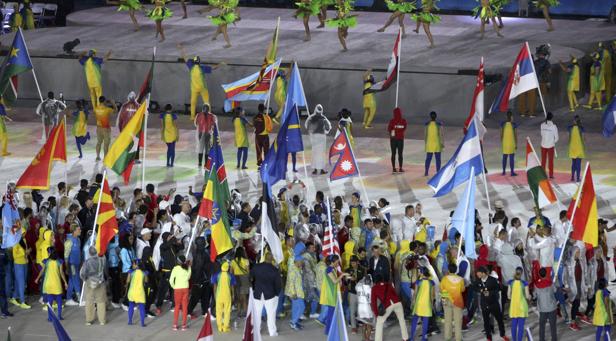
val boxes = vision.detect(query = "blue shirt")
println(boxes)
[185,60,212,74]
[120,247,135,273]
[106,235,120,268]
[79,56,103,66]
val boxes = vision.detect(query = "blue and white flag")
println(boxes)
[428,120,484,197]
[602,95,616,138]
[2,192,21,248]
[327,291,349,341]
[450,168,477,259]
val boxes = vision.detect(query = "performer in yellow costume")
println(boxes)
[213,262,235,332]
[559,56,580,111]
[500,111,518,176]
[533,0,558,31]
[412,0,440,48]
[0,98,13,156]
[377,0,415,36]
[507,268,530,341]
[71,99,90,159]
[160,104,179,168]
[147,0,173,42]
[599,42,613,99]
[362,70,376,129]
[473,0,503,39]
[584,52,605,110]
[568,115,585,183]
[326,0,357,52]
[592,279,613,341]
[424,111,443,176]
[409,268,434,341]
[274,69,287,121]
[126,263,148,327]
[79,49,112,108]
[207,0,239,48]
[35,249,67,321]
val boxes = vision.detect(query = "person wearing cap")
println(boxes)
[540,112,558,179]
[80,246,108,325]
[194,103,217,167]
[305,104,332,175]
[286,245,306,331]
[213,261,235,333]
[78,49,112,108]
[424,111,443,176]
[559,56,580,112]
[250,252,282,337]
[170,255,191,331]
[474,266,509,341]
[136,228,152,260]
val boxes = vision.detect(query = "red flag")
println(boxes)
[329,129,359,181]
[197,311,214,341]
[52,119,67,162]
[16,120,65,190]
[94,176,119,256]
[566,164,598,247]
[364,30,401,94]
[242,289,257,341]
[321,222,340,259]
[464,58,485,133]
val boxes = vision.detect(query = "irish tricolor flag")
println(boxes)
[526,138,557,208]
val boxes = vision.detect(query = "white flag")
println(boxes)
[261,201,284,264]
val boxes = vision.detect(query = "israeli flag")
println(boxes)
[428,120,484,197]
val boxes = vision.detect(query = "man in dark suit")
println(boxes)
[368,245,390,283]
[474,266,509,341]
[250,252,282,337]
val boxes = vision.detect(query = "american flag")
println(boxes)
[321,223,340,258]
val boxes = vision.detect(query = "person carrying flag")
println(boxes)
[0,97,13,156]
[72,99,90,159]
[78,49,112,108]
[387,107,407,173]
[567,115,585,182]
[500,110,518,176]
[318,254,348,333]
[559,56,580,112]
[362,70,377,129]
[424,111,443,176]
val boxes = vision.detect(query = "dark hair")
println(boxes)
[80,179,88,188]
[99,96,106,102]
[120,233,133,248]
[48,248,57,260]
[546,112,553,121]
[371,245,380,250]
[350,255,359,263]
[325,254,339,266]
[598,278,607,290]
[409,241,417,250]
[559,210,567,219]
[511,217,520,226]
[316,191,324,201]
[363,218,372,225]
[23,207,33,218]
[178,255,188,270]
[357,247,366,254]
[344,215,353,224]
[235,247,247,261]
[448,263,458,274]
[164,104,172,111]
[146,183,155,193]
[476,266,488,274]
[258,103,265,113]
[539,267,547,278]
[47,91,54,99]
[95,173,103,183]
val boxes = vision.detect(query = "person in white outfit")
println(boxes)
[305,104,332,175]
[540,112,559,178]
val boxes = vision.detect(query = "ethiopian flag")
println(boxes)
[567,164,598,247]
[0,29,34,103]
[103,100,146,184]
[93,175,118,256]
[199,126,232,261]
[526,138,557,209]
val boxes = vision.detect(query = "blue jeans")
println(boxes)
[276,290,286,315]
[66,264,81,300]
[511,317,525,341]
[291,298,305,325]
[571,158,582,181]
[323,305,335,335]
[425,152,441,175]
[502,154,515,175]
[400,281,412,315]
[166,142,176,167]
[4,260,13,300]
[13,263,26,303]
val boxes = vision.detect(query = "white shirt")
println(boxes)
[135,238,148,259]
[528,235,556,268]
[173,212,192,239]
[540,121,559,148]
[552,219,568,247]
[509,225,528,244]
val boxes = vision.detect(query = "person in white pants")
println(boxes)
[249,252,282,337]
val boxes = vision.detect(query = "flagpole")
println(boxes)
[62,117,68,185]
[479,146,492,213]
[395,27,402,108]
[553,161,589,278]
[79,169,106,306]
[457,166,474,262]
[526,42,547,117]
[326,196,334,255]
[185,216,201,261]
[293,63,311,188]
[18,27,45,141]
[141,94,151,189]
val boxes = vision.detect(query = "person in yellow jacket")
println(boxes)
[170,255,191,331]
[78,49,112,108]
[362,70,377,129]
[36,226,53,266]
[559,56,580,111]
[212,261,235,332]
[35,248,67,321]
[424,111,443,176]
[585,52,605,110]
[568,115,585,183]
[507,267,530,341]
[71,99,90,159]
[160,104,179,167]
[126,261,148,327]
[341,240,355,270]
[409,267,434,341]
[599,42,613,99]
[0,98,13,156]
[500,111,518,176]
[592,278,613,341]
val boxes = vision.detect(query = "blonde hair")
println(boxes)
[59,196,70,209]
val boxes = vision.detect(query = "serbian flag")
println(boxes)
[364,29,401,94]
[329,128,359,181]
[16,118,67,190]
[93,174,118,256]
[463,57,487,139]
[489,42,541,114]
[567,163,598,247]
[526,138,557,209]
[197,310,214,341]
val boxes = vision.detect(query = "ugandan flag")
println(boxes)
[525,138,557,209]
[567,164,598,247]
[103,100,147,184]
[93,175,118,256]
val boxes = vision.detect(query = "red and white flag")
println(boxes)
[329,129,359,181]
[243,288,261,341]
[197,310,214,341]
[364,30,401,94]
[464,57,487,140]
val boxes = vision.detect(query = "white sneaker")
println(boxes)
[65,299,79,306]
[299,315,306,320]
[122,304,129,312]
[309,313,319,319]
[38,297,44,305]
[210,315,216,321]
[111,302,122,309]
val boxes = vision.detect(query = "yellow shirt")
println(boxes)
[94,105,114,128]
[13,243,27,265]
[501,122,516,155]
[425,121,442,153]
[128,269,147,303]
[231,258,249,276]
[42,259,63,295]
[169,266,191,289]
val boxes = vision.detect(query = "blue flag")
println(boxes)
[327,292,349,341]
[0,29,34,102]
[1,194,21,248]
[260,106,299,191]
[450,169,477,259]
[602,95,616,137]
[280,62,306,153]
[48,304,72,341]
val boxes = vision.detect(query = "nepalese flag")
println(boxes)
[602,95,616,137]
[364,30,401,94]
[329,128,359,181]
[222,59,281,112]
[489,42,540,114]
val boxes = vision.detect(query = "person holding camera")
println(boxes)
[370,273,408,341]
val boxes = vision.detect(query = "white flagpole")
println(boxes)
[395,27,402,108]
[479,142,492,213]
[553,161,589,278]
[185,216,201,261]
[296,103,310,182]
[526,42,548,117]
[79,169,106,305]
[326,196,334,255]
[343,129,370,204]
[293,62,311,187]
[141,94,151,189]
[18,28,45,141]
[62,117,68,185]
[457,166,474,262]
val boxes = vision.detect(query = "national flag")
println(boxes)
[260,201,284,264]
[364,30,401,94]
[137,48,156,103]
[321,221,340,258]
[329,128,359,181]
[204,125,229,199]
[48,303,72,341]
[16,120,65,190]
[197,310,214,341]
[602,95,616,137]
[526,138,557,209]
[0,29,34,103]
[94,176,118,256]
[489,42,541,114]
[278,62,306,153]
[2,190,21,248]
[103,100,147,184]
[248,18,279,90]
[567,164,598,247]
[428,120,484,197]
[464,58,487,139]
[327,292,349,341]
[222,59,281,112]
[450,166,477,259]
[243,288,261,341]
[199,137,233,261]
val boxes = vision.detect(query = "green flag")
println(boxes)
[0,29,34,103]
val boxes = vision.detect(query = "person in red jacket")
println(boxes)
[371,274,409,341]
[387,107,407,173]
